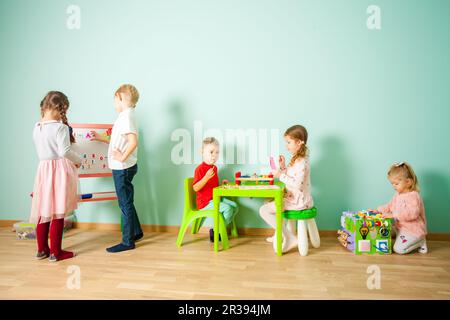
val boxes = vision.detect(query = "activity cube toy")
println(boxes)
[337,210,393,254]
[64,213,76,231]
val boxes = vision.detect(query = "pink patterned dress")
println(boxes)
[279,157,314,210]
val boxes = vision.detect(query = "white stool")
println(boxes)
[284,207,320,256]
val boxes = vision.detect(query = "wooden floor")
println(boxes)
[1,227,450,300]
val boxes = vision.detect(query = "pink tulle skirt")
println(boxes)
[30,158,79,224]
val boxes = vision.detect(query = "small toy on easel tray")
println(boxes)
[337,209,393,255]
[234,171,274,185]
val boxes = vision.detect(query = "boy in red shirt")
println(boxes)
[193,137,238,242]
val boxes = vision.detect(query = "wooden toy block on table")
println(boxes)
[70,124,117,202]
[234,171,274,185]
[338,210,393,255]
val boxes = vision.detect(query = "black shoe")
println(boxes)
[36,251,49,260]
[209,228,221,242]
[134,233,144,242]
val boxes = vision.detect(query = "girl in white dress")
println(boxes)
[259,125,314,253]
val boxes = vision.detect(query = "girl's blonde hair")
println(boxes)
[115,84,139,107]
[40,91,74,143]
[388,162,420,192]
[284,125,308,166]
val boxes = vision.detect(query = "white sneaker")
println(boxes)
[266,236,274,243]
[418,240,428,254]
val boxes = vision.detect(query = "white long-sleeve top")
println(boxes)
[33,120,81,164]
[279,157,314,210]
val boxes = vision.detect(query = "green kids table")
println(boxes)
[212,182,286,256]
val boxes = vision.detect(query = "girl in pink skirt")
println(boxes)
[30,91,81,262]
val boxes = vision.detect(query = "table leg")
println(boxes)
[275,194,283,256]
[213,194,220,252]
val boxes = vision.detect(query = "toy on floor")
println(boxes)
[338,210,393,254]
[13,214,75,240]
[12,222,36,240]
[235,171,274,185]
[64,213,76,231]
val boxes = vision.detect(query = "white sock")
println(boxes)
[273,232,298,253]
[418,240,428,254]
[282,233,298,253]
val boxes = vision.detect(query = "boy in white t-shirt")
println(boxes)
[91,84,143,252]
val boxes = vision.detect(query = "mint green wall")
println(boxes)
[1,0,449,232]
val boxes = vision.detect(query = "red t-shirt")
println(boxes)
[193,162,219,209]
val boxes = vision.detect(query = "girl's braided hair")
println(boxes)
[40,91,75,143]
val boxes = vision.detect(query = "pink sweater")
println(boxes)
[279,157,314,210]
[377,191,427,238]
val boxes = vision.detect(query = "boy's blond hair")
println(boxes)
[388,161,420,192]
[202,137,219,149]
[115,84,139,107]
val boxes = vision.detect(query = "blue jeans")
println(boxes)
[202,198,238,226]
[112,164,142,246]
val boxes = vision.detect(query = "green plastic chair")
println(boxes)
[282,207,320,256]
[176,177,238,247]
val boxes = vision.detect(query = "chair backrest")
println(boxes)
[184,177,196,211]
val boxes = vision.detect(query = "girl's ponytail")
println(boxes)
[285,125,308,166]
[388,162,420,192]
